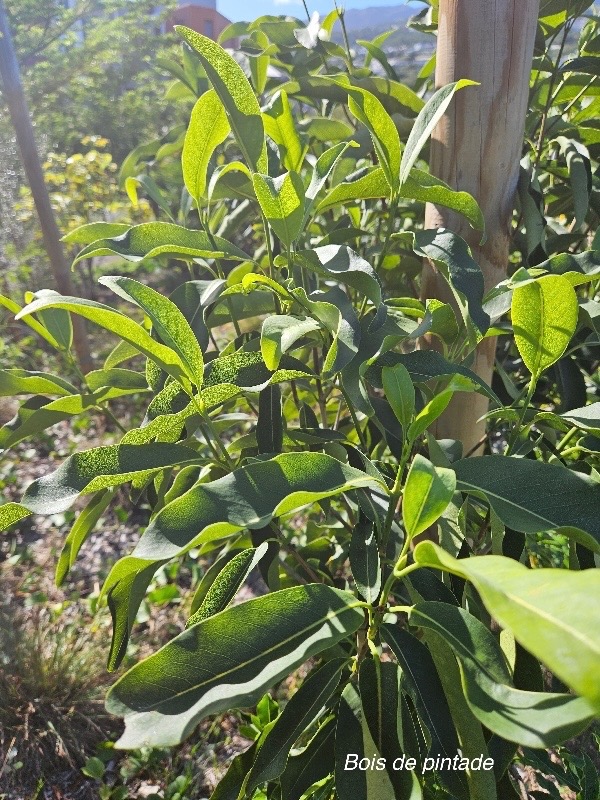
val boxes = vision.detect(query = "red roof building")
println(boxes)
[166,0,236,44]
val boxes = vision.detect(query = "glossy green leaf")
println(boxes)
[399,80,477,186]
[403,455,456,537]
[252,171,306,249]
[512,274,578,378]
[410,602,597,746]
[349,514,381,604]
[358,660,423,800]
[132,451,383,562]
[412,229,489,338]
[246,658,346,792]
[21,443,200,514]
[335,679,397,800]
[182,88,230,203]
[0,393,141,451]
[289,287,359,379]
[56,489,113,586]
[256,384,283,453]
[100,276,204,389]
[263,90,303,172]
[407,390,453,441]
[61,221,131,245]
[400,169,484,231]
[281,717,336,800]
[382,362,415,430]
[186,543,268,628]
[342,82,401,193]
[16,295,198,392]
[169,279,226,353]
[560,402,600,435]
[297,245,382,308]
[413,542,600,712]
[317,167,389,212]
[71,222,248,265]
[453,455,600,553]
[366,350,498,401]
[106,585,364,748]
[0,369,76,397]
[0,502,31,532]
[102,556,164,671]
[382,625,467,798]
[261,315,320,370]
[176,27,268,172]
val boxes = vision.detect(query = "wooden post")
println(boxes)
[0,0,92,372]
[422,0,539,454]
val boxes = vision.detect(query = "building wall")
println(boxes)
[166,4,235,44]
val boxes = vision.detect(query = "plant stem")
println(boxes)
[505,378,536,455]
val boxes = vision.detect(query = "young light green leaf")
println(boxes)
[413,542,600,712]
[21,443,200,514]
[399,80,478,186]
[99,276,204,389]
[106,585,364,748]
[410,602,597,747]
[261,315,320,371]
[252,171,306,249]
[263,90,303,173]
[382,362,415,430]
[182,88,230,204]
[0,369,77,397]
[56,489,113,586]
[16,294,195,392]
[246,658,347,792]
[453,455,600,554]
[0,502,31,532]
[403,454,456,538]
[317,166,389,212]
[305,141,353,212]
[0,293,62,349]
[512,274,578,378]
[399,169,484,231]
[72,222,248,265]
[176,26,268,172]
[61,221,131,245]
[340,82,401,194]
[186,543,268,628]
[407,391,453,441]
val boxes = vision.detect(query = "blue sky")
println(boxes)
[219,0,420,23]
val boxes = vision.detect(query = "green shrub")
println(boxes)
[1,5,599,799]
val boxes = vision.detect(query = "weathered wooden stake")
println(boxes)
[0,0,92,372]
[422,0,539,453]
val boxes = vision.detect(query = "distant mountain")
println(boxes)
[339,3,426,33]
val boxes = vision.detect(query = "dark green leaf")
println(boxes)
[176,27,268,172]
[22,443,200,514]
[453,455,600,553]
[246,658,346,791]
[106,585,364,747]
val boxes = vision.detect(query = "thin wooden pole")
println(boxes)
[0,0,92,372]
[421,0,539,454]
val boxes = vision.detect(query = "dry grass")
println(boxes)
[0,600,115,797]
